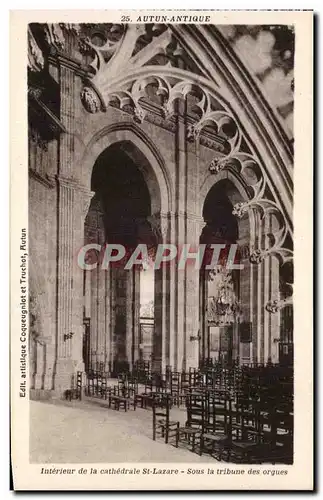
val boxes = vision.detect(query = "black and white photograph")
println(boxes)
[10,10,313,491]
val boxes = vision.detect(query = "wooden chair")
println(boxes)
[108,385,128,412]
[100,376,110,400]
[152,372,167,391]
[65,371,83,401]
[135,379,154,409]
[121,384,137,411]
[228,397,269,463]
[180,371,190,392]
[199,391,233,460]
[169,371,188,406]
[85,370,103,398]
[152,394,179,445]
[188,368,203,390]
[177,393,205,453]
[265,406,294,464]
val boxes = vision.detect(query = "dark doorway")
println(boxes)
[86,142,158,375]
[199,180,240,365]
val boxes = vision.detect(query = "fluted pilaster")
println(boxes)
[54,178,95,390]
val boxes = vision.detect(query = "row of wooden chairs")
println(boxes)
[108,385,137,412]
[68,364,293,463]
[152,390,293,464]
[83,362,292,414]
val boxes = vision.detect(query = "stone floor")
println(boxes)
[30,398,216,463]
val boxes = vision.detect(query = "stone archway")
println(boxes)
[198,163,286,364]
[199,177,254,365]
[80,123,173,216]
[83,138,171,375]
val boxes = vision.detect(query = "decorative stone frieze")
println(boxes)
[145,111,177,133]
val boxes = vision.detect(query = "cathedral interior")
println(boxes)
[28,22,294,463]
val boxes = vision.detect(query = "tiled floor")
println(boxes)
[30,399,216,463]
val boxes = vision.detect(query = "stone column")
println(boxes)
[266,213,281,363]
[267,253,280,363]
[199,267,208,362]
[89,220,106,371]
[260,214,281,364]
[132,268,140,367]
[112,267,128,372]
[262,215,271,363]
[54,180,94,392]
[153,266,163,373]
[166,211,176,371]
[54,178,76,391]
[164,86,204,371]
[52,63,76,392]
[34,342,46,390]
[73,188,95,373]
[237,240,252,363]
[96,259,106,369]
[249,211,281,365]
[110,267,117,372]
[173,91,188,372]
[126,269,134,369]
[248,210,264,364]
[90,262,99,370]
[103,266,111,372]
[184,215,205,369]
[152,212,169,373]
[164,212,202,372]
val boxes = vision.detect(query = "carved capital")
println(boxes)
[187,124,199,142]
[133,106,146,124]
[79,36,93,56]
[249,249,265,264]
[232,201,249,219]
[209,157,230,174]
[265,300,280,313]
[147,212,169,242]
[162,106,173,122]
[195,217,206,236]
[80,86,101,114]
[266,296,293,313]
[160,213,169,240]
[82,191,96,218]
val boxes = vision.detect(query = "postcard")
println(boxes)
[10,9,313,490]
